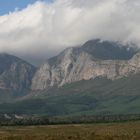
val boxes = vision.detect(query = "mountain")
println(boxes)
[0,39,139,116]
[31,39,138,91]
[0,53,36,99]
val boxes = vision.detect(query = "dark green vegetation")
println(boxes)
[0,121,139,140]
[0,74,140,116]
[0,114,140,126]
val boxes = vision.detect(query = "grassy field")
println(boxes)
[0,121,139,140]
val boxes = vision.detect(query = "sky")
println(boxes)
[0,0,140,65]
[0,0,52,15]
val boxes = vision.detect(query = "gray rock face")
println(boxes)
[0,53,36,92]
[31,40,140,91]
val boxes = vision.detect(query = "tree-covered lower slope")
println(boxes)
[0,74,140,116]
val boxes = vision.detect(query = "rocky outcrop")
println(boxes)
[0,53,36,92]
[31,40,140,91]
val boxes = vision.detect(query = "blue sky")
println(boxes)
[0,0,52,15]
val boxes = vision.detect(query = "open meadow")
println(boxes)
[0,121,139,140]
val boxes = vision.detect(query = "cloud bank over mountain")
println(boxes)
[0,0,140,64]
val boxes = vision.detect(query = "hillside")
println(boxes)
[0,74,140,116]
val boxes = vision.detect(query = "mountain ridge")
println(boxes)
[31,39,139,91]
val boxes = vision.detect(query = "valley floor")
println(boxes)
[0,121,139,140]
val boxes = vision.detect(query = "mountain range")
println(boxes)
[0,39,140,116]
[31,39,138,90]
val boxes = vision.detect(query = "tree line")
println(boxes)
[0,114,139,126]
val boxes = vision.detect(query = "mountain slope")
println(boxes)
[31,39,138,91]
[1,74,140,115]
[0,53,36,98]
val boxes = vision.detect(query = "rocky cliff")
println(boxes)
[31,40,139,90]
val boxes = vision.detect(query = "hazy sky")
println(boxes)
[0,0,140,65]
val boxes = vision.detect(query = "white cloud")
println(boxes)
[0,0,140,64]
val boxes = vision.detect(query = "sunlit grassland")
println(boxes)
[0,121,139,140]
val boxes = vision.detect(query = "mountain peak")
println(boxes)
[0,53,36,93]
[81,39,138,60]
[31,39,140,90]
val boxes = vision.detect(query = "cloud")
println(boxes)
[0,0,140,65]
